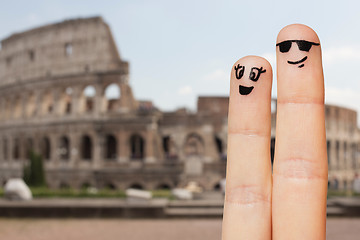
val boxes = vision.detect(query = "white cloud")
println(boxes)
[177,85,193,95]
[261,52,276,67]
[26,13,41,26]
[325,87,360,107]
[322,45,360,65]
[201,69,228,82]
[261,52,277,97]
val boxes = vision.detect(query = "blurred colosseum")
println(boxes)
[0,17,359,191]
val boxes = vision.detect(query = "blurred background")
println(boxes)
[0,1,360,239]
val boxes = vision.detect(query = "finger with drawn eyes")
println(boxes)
[224,56,273,240]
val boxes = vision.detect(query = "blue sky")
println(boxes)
[1,0,360,118]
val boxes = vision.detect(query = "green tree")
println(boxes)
[23,151,46,187]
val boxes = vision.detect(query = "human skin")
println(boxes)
[221,24,327,240]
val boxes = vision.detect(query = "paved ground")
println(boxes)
[0,218,359,240]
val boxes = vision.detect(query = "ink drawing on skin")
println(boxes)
[234,64,266,95]
[276,40,320,68]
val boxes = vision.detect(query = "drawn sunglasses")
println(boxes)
[276,40,320,53]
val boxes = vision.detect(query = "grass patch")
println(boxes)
[2,187,359,200]
[30,187,127,198]
[327,189,360,198]
[151,189,173,199]
[0,187,173,199]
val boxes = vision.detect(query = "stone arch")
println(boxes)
[26,92,36,118]
[128,183,144,190]
[41,137,51,160]
[105,182,117,190]
[13,138,20,160]
[214,135,226,160]
[156,183,171,190]
[3,98,10,120]
[352,143,357,168]
[41,90,54,115]
[208,177,224,191]
[213,182,221,191]
[184,133,204,156]
[13,96,22,119]
[130,134,145,159]
[80,85,96,113]
[332,178,339,190]
[65,42,73,56]
[24,138,33,158]
[344,142,348,163]
[104,83,121,112]
[59,87,73,115]
[104,134,117,160]
[3,138,8,160]
[59,136,70,160]
[163,136,170,156]
[162,135,178,160]
[81,135,92,160]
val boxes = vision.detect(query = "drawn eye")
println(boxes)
[296,40,312,52]
[277,41,292,53]
[249,67,266,82]
[234,64,245,79]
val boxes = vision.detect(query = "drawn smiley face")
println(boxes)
[276,40,320,68]
[234,64,266,95]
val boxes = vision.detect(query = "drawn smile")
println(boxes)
[234,65,266,96]
[287,56,307,68]
[239,85,254,95]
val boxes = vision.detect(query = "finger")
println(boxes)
[272,24,327,240]
[222,56,272,240]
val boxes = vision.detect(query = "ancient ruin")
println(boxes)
[0,17,358,190]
